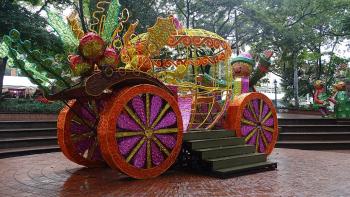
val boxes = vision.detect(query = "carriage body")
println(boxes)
[50,17,278,179]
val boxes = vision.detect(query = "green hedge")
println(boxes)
[0,98,64,113]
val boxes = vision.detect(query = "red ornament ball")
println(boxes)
[69,55,93,76]
[99,48,120,68]
[78,32,105,61]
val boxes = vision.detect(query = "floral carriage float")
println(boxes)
[2,2,278,179]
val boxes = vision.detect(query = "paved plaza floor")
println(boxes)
[0,148,350,197]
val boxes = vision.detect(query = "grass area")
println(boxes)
[0,98,63,113]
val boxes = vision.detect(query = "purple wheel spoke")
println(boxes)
[259,137,265,153]
[264,117,274,127]
[71,122,91,134]
[117,112,142,131]
[74,138,93,155]
[150,96,163,125]
[243,109,256,122]
[132,142,147,168]
[252,99,260,117]
[154,111,177,130]
[241,125,255,136]
[131,95,147,125]
[247,132,258,145]
[151,142,164,166]
[262,130,273,142]
[155,134,176,149]
[79,106,96,122]
[261,103,270,120]
[117,136,143,156]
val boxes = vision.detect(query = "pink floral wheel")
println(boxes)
[57,99,105,167]
[98,84,183,179]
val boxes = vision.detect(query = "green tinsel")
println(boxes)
[102,0,121,43]
[46,9,79,53]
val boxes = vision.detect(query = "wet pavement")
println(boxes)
[1,148,350,197]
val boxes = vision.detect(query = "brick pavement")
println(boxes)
[0,148,350,197]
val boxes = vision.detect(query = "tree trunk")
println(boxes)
[78,0,87,33]
[0,57,8,96]
[292,52,299,107]
[186,0,190,28]
[317,43,322,79]
[234,9,239,55]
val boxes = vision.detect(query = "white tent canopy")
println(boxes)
[3,76,37,88]
[2,76,37,97]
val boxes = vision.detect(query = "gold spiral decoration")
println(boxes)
[89,0,111,34]
[67,11,85,39]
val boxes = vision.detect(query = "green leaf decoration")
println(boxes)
[23,40,32,51]
[3,29,72,95]
[0,41,9,58]
[102,0,121,43]
[9,29,21,41]
[46,9,79,53]
[3,35,13,45]
[83,0,91,21]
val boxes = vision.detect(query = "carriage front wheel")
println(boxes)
[98,84,183,179]
[226,92,278,155]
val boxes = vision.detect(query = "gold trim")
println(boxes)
[152,136,170,156]
[245,127,258,142]
[116,131,144,138]
[124,105,146,130]
[147,140,152,168]
[261,111,272,124]
[126,137,146,163]
[151,103,170,129]
[241,118,257,126]
[153,128,178,134]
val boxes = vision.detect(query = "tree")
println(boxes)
[239,0,350,107]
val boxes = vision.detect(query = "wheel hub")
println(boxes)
[145,129,153,139]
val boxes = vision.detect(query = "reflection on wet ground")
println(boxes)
[0,148,350,197]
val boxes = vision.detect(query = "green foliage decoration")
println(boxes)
[46,9,79,53]
[102,0,121,43]
[3,29,72,95]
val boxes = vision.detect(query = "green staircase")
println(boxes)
[182,129,277,178]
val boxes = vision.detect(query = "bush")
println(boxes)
[0,98,64,113]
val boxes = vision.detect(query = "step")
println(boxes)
[279,125,350,133]
[0,128,57,138]
[336,120,350,125]
[213,162,277,179]
[204,153,267,170]
[184,130,235,141]
[193,145,255,160]
[185,137,244,149]
[278,132,350,141]
[277,140,350,149]
[0,121,57,129]
[0,136,58,149]
[278,118,337,125]
[0,145,60,159]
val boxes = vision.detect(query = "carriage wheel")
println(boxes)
[229,92,278,155]
[98,84,183,179]
[57,99,105,167]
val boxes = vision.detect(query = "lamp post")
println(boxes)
[274,79,278,108]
